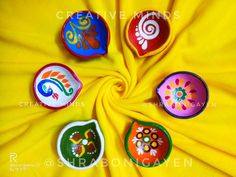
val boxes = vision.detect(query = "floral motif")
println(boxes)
[164,78,198,111]
[125,120,172,167]
[132,127,163,156]
[70,129,97,157]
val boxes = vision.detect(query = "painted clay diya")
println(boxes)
[61,11,110,59]
[33,63,82,109]
[157,71,209,118]
[126,10,171,57]
[125,120,172,167]
[57,120,105,170]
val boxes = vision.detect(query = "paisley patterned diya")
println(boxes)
[33,63,82,109]
[61,11,110,59]
[57,120,105,170]
[125,120,172,167]
[126,10,171,57]
[157,71,209,118]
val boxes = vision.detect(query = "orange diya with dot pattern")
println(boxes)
[125,120,172,167]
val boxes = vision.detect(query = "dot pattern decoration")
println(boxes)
[57,120,104,170]
[125,120,172,167]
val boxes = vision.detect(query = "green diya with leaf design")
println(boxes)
[57,120,104,170]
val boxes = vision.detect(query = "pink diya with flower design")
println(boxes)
[157,71,209,118]
[126,10,171,57]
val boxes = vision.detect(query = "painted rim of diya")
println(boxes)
[33,63,83,109]
[156,71,209,119]
[125,120,172,167]
[126,10,172,57]
[57,120,105,170]
[61,10,110,59]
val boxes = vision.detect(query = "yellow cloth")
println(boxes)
[0,0,236,176]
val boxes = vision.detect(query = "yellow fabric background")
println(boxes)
[0,0,236,176]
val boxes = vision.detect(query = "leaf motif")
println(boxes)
[51,72,59,77]
[42,70,52,79]
[77,41,81,48]
[81,36,89,50]
[57,75,65,79]
[86,31,98,36]
[89,25,96,31]
[62,79,68,83]
[65,83,71,88]
[82,32,100,49]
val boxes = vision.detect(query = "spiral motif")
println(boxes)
[138,12,160,40]
[37,79,62,97]
[66,17,91,44]
[78,16,91,28]
[66,29,78,44]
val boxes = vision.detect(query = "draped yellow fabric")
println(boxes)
[0,0,236,176]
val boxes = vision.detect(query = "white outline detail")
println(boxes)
[150,149,157,156]
[135,12,160,50]
[150,128,157,133]
[136,127,143,132]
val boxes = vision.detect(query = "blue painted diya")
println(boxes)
[61,11,110,59]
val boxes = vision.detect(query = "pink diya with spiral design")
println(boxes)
[126,10,172,57]
[156,71,209,118]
